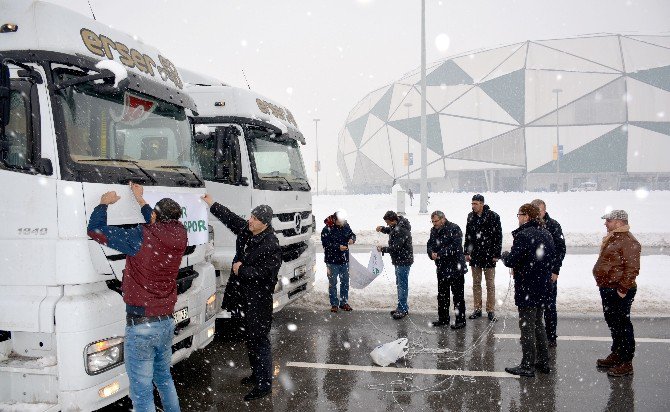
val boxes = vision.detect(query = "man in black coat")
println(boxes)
[501,203,556,378]
[376,211,414,319]
[531,199,566,347]
[321,211,356,312]
[427,211,468,329]
[464,194,503,321]
[202,194,281,401]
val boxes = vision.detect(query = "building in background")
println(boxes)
[337,34,670,193]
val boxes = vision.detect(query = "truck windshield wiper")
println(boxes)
[157,165,204,186]
[78,158,157,184]
[262,175,293,190]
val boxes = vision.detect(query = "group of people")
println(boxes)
[88,183,282,410]
[322,194,641,379]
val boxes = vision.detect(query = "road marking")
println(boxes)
[286,361,518,379]
[494,334,670,343]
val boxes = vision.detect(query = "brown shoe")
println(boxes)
[608,362,633,377]
[597,352,622,368]
[339,304,353,312]
[330,306,338,313]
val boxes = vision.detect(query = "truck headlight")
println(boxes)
[85,337,124,375]
[206,293,217,320]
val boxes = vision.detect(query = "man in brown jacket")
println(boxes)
[593,209,641,377]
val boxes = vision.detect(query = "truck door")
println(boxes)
[193,124,251,272]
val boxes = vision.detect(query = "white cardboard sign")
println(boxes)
[143,192,209,246]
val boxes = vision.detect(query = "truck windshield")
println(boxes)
[52,69,200,184]
[246,127,310,191]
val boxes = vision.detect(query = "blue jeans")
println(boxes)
[327,263,350,307]
[395,265,411,313]
[125,318,180,412]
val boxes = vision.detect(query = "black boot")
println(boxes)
[468,309,482,319]
[240,375,255,385]
[450,321,466,330]
[431,319,449,327]
[535,363,551,374]
[244,386,272,401]
[505,365,535,377]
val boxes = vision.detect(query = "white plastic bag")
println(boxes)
[349,248,384,289]
[367,247,384,277]
[370,338,409,367]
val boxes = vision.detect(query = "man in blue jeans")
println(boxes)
[88,183,187,412]
[321,210,356,312]
[377,211,414,320]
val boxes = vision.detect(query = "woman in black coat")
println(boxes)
[501,203,556,377]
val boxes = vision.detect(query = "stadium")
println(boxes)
[337,34,670,193]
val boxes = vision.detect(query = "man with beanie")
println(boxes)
[88,183,186,412]
[202,194,281,401]
[427,210,468,329]
[321,210,356,312]
[530,199,566,347]
[376,211,414,320]
[593,210,641,377]
[501,203,556,378]
[465,194,503,322]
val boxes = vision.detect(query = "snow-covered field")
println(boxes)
[312,190,670,247]
[295,252,670,316]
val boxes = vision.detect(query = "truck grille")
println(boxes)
[278,226,310,238]
[281,241,308,262]
[275,211,311,222]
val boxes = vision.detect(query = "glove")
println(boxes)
[500,251,510,263]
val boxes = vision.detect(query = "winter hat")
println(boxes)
[324,213,337,228]
[472,194,485,202]
[601,210,628,221]
[251,204,274,225]
[154,198,182,222]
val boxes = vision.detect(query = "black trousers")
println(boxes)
[518,306,549,368]
[544,280,558,342]
[244,293,274,391]
[600,287,636,362]
[437,274,466,324]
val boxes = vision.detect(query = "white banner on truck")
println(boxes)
[143,192,209,246]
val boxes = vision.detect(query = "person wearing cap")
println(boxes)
[202,194,281,401]
[530,199,566,347]
[87,182,187,412]
[593,209,641,377]
[376,211,414,320]
[464,194,503,322]
[321,210,356,313]
[500,203,556,378]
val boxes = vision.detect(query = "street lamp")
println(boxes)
[403,102,413,186]
[552,89,562,191]
[313,118,320,195]
[419,0,428,213]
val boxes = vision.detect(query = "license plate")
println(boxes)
[173,307,189,323]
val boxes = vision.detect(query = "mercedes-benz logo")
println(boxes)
[294,213,302,235]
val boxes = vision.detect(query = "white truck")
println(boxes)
[181,69,316,316]
[0,2,216,410]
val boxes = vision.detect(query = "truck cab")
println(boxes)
[181,69,316,316]
[0,2,216,410]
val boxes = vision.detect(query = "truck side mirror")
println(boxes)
[237,176,249,186]
[36,158,53,176]
[0,60,10,128]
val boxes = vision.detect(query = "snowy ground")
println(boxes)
[295,252,670,316]
[312,190,670,247]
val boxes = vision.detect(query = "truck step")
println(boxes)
[0,402,60,412]
[0,353,58,375]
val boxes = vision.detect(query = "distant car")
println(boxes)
[570,182,597,191]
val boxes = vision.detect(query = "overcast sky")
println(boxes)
[47,0,670,191]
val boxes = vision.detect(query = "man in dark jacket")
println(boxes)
[376,211,414,319]
[88,183,186,412]
[501,203,556,378]
[202,194,281,401]
[531,199,566,347]
[464,194,502,321]
[427,211,468,329]
[321,210,356,312]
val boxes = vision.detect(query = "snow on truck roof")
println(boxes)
[0,0,193,108]
[181,69,305,144]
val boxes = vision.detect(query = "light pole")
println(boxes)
[313,118,320,195]
[419,0,428,213]
[552,89,562,191]
[403,102,413,186]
